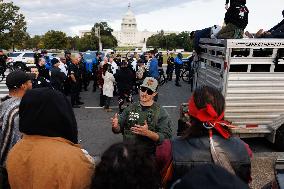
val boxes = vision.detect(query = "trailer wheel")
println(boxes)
[274,124,284,151]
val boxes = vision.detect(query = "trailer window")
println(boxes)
[210,62,221,69]
[250,64,271,72]
[229,64,248,72]
[231,49,250,57]
[253,48,273,57]
[274,64,284,72]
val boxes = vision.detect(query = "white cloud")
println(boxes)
[6,0,284,36]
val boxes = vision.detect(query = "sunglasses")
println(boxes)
[140,86,154,95]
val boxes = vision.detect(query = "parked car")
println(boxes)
[7,51,35,70]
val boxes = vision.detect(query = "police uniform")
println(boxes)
[79,58,89,91]
[117,102,172,154]
[69,62,80,106]
[32,77,51,89]
[37,65,50,80]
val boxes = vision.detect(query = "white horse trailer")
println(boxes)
[193,38,284,150]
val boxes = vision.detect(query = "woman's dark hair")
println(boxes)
[91,142,160,189]
[102,63,109,76]
[182,86,226,138]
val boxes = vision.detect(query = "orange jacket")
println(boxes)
[7,135,95,189]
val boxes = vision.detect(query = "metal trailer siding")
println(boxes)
[225,72,284,127]
[197,38,284,140]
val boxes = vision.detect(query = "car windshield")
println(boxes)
[22,53,34,57]
[9,53,21,57]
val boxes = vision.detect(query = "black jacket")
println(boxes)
[50,67,66,92]
[114,67,135,94]
[171,135,251,184]
[225,4,249,29]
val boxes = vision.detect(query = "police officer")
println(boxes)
[64,50,72,95]
[166,52,175,81]
[174,53,183,87]
[79,54,90,91]
[65,50,72,67]
[92,52,101,92]
[30,66,52,89]
[0,49,7,78]
[37,58,50,80]
[50,58,66,93]
[69,57,84,108]
[111,77,172,154]
[42,50,51,70]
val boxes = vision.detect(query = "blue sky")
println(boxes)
[10,0,284,36]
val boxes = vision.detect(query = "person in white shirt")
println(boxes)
[59,57,68,76]
[109,57,118,75]
[131,58,137,72]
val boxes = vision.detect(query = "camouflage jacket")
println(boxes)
[118,102,172,153]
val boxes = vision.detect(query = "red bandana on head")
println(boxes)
[188,96,231,139]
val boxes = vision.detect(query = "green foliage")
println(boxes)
[146,31,194,51]
[91,22,117,49]
[77,34,98,52]
[0,2,27,50]
[42,30,67,49]
[24,35,43,49]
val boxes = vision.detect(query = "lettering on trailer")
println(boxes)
[234,42,284,47]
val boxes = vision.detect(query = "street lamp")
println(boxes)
[95,26,102,51]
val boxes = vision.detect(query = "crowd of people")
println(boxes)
[0,69,255,188]
[1,0,284,188]
[25,48,186,112]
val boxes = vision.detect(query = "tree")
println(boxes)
[42,30,67,49]
[23,35,43,49]
[0,2,27,50]
[146,31,164,48]
[77,34,98,52]
[91,22,117,49]
[146,31,193,51]
[176,32,193,51]
[66,36,80,50]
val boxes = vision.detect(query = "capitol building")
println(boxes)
[112,4,157,47]
[79,4,179,47]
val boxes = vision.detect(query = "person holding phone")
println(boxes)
[111,77,172,154]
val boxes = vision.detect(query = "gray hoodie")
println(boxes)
[0,96,21,166]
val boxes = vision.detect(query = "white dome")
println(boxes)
[121,4,137,31]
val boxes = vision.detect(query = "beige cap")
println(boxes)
[140,77,158,92]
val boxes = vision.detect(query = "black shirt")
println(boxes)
[69,63,80,80]
[37,65,50,80]
[32,77,52,89]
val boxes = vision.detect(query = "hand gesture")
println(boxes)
[111,113,119,129]
[131,120,149,137]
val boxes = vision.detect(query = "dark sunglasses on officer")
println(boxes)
[140,86,154,95]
